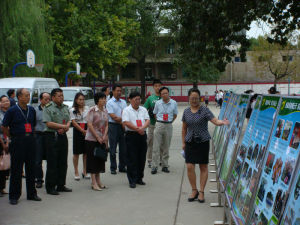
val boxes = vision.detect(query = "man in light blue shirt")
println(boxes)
[151,87,178,174]
[106,84,127,174]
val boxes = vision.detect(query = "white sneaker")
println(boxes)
[74,176,80,181]
[85,174,91,179]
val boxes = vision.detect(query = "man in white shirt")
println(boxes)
[151,87,178,174]
[122,92,150,188]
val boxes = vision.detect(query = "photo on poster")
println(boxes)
[247,144,254,160]
[258,178,268,201]
[282,121,293,141]
[257,212,268,225]
[282,207,295,225]
[249,170,259,194]
[245,168,253,188]
[281,157,296,185]
[264,152,275,175]
[239,145,247,160]
[273,189,286,219]
[289,122,300,149]
[256,145,266,168]
[251,144,260,164]
[234,159,243,176]
[241,162,249,179]
[275,119,285,138]
[294,174,300,200]
[271,158,283,185]
[266,191,274,209]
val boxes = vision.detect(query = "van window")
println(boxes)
[85,90,94,100]
[63,90,78,101]
[32,89,39,104]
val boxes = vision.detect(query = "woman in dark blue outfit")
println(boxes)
[182,88,229,203]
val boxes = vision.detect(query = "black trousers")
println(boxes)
[0,170,8,190]
[9,135,37,200]
[108,123,126,171]
[125,132,147,185]
[45,133,68,191]
[35,133,46,183]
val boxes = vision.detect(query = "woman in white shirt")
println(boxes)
[70,93,90,181]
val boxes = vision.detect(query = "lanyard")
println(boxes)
[17,104,30,123]
[133,107,140,119]
[161,101,170,114]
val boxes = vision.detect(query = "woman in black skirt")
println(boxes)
[70,93,90,181]
[182,88,229,203]
[85,92,108,191]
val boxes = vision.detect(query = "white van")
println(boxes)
[0,77,59,106]
[61,87,94,109]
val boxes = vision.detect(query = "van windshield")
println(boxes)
[63,90,78,101]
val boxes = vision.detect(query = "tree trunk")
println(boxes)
[138,56,146,103]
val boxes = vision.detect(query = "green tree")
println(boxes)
[250,36,300,87]
[45,0,139,83]
[0,0,53,77]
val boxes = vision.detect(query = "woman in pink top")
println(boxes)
[85,92,108,191]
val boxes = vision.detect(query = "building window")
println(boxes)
[282,55,293,62]
[166,43,175,55]
[121,64,136,79]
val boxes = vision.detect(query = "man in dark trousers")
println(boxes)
[122,92,150,188]
[106,84,127,174]
[2,88,41,205]
[43,88,72,195]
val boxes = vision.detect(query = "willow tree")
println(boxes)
[0,0,53,77]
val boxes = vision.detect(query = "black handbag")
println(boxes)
[94,144,108,161]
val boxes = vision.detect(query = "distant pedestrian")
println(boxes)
[2,88,41,205]
[143,79,162,168]
[34,92,50,188]
[7,89,16,107]
[43,88,72,195]
[218,90,224,107]
[204,92,209,107]
[85,92,108,191]
[268,86,277,94]
[70,93,90,181]
[101,86,111,102]
[106,84,127,174]
[123,92,150,188]
[0,95,10,197]
[215,91,219,107]
[151,87,178,174]
[182,88,229,203]
[246,94,258,122]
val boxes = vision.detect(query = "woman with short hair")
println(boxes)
[182,88,229,203]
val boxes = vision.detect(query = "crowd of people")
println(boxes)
[0,80,229,205]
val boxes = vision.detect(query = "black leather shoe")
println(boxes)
[188,190,199,202]
[162,167,170,173]
[129,183,136,188]
[56,186,72,192]
[111,170,117,175]
[36,182,43,188]
[47,189,59,195]
[137,180,146,185]
[9,199,18,205]
[151,168,157,174]
[119,168,127,173]
[27,195,42,201]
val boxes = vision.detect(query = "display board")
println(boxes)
[215,94,238,167]
[280,167,300,225]
[249,97,300,225]
[226,95,263,205]
[231,95,281,225]
[219,94,250,189]
[213,92,231,146]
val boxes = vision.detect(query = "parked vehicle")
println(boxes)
[0,77,59,106]
[61,87,94,108]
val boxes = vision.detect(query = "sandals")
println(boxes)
[198,191,205,203]
[98,184,108,189]
[188,189,199,202]
[91,185,102,191]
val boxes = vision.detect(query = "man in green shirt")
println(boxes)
[144,79,162,168]
[43,88,72,195]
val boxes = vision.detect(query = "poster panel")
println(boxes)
[215,94,239,167]
[226,95,262,205]
[280,168,300,225]
[249,97,300,225]
[232,95,281,225]
[219,94,250,188]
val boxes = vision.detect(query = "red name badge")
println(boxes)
[62,120,66,124]
[25,123,32,133]
[79,123,85,129]
[136,120,142,127]
[163,114,168,121]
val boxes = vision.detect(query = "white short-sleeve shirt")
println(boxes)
[106,97,127,123]
[122,105,149,131]
[69,106,89,123]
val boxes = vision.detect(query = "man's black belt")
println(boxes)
[109,122,121,125]
[157,120,172,124]
[11,133,33,137]
[125,131,139,135]
[34,131,45,135]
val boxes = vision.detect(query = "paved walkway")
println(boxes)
[0,104,224,225]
